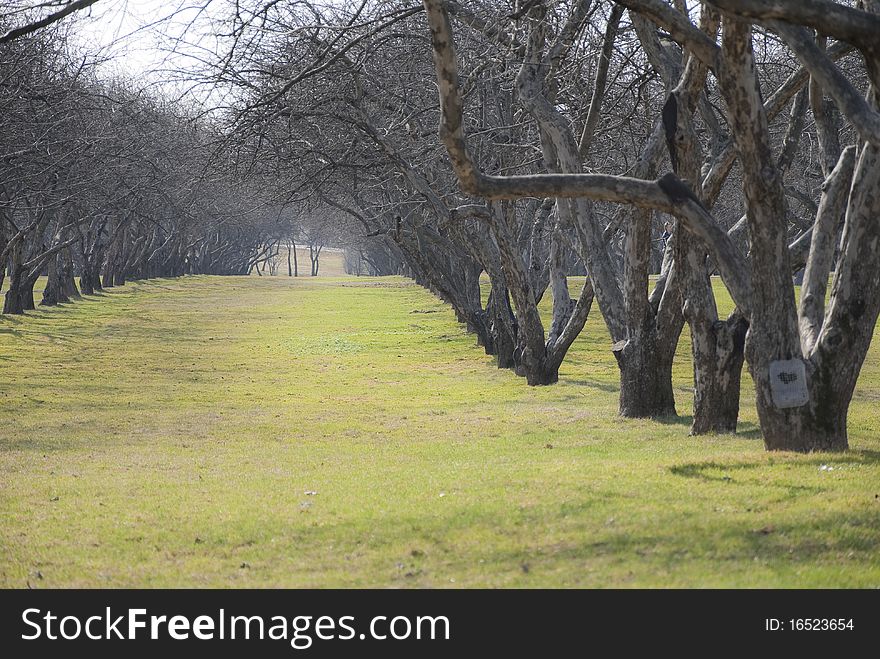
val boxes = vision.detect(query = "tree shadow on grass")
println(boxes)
[650,414,765,439]
[0,436,82,453]
[564,378,619,394]
[0,293,110,326]
[167,503,880,588]
[734,421,762,439]
[669,451,880,498]
[670,460,765,483]
[673,451,880,474]
[651,413,692,427]
[846,448,880,463]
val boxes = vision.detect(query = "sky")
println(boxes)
[69,0,223,99]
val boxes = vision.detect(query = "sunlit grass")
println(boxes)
[0,274,878,587]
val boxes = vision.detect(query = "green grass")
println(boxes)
[1,275,878,588]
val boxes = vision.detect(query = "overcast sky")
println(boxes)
[71,0,223,99]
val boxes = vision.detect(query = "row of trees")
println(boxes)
[202,0,879,453]
[5,1,878,454]
[0,15,286,315]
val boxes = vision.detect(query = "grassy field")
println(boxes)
[1,274,878,588]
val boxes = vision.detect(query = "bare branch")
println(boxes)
[0,0,100,45]
[773,21,880,146]
[709,0,880,53]
[799,145,857,354]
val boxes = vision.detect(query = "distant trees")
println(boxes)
[0,15,281,315]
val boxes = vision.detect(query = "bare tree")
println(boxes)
[423,0,880,451]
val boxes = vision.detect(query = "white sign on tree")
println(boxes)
[768,359,809,409]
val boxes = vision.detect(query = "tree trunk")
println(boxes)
[718,16,865,452]
[309,244,321,276]
[59,248,79,298]
[101,248,115,288]
[750,356,847,452]
[690,313,748,434]
[665,74,748,434]
[79,269,94,296]
[0,228,7,293]
[753,143,880,452]
[515,342,559,385]
[80,249,103,295]
[546,234,576,346]
[3,286,25,314]
[613,329,676,418]
[41,253,69,306]
[3,241,26,314]
[22,271,38,310]
[485,286,517,368]
[487,202,555,385]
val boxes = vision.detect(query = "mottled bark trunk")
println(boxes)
[509,5,619,385]
[516,351,559,385]
[667,68,747,434]
[761,142,880,452]
[613,330,676,418]
[486,285,517,369]
[690,313,748,434]
[718,14,880,452]
[798,147,856,350]
[616,194,676,417]
[751,356,848,452]
[488,202,555,385]
[547,234,575,346]
[722,18,803,448]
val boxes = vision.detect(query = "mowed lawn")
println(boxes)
[1,274,879,588]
